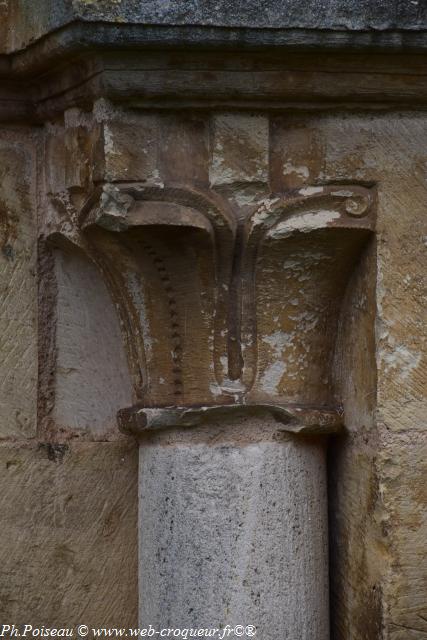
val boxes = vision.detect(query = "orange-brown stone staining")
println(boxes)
[251,231,367,404]
[269,116,323,191]
[63,181,235,407]
[0,441,138,626]
[158,114,210,187]
[98,109,161,184]
[94,108,210,188]
[46,111,96,193]
[0,133,37,439]
[63,127,93,192]
[288,113,427,639]
[329,242,381,639]
[239,184,375,401]
[383,433,427,640]
[209,113,269,198]
[43,112,103,239]
[123,225,219,406]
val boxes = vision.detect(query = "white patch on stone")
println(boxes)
[127,272,152,356]
[382,342,422,380]
[209,383,222,397]
[260,361,287,394]
[93,98,117,123]
[259,331,293,393]
[298,186,324,196]
[232,190,261,207]
[250,197,281,226]
[331,190,354,197]
[150,169,164,188]
[262,331,292,353]
[103,123,116,156]
[269,209,341,238]
[283,161,309,179]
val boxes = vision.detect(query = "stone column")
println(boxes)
[118,405,338,638]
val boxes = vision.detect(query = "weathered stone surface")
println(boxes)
[21,0,427,31]
[0,131,37,439]
[45,109,100,199]
[52,245,134,438]
[383,432,427,640]
[95,104,161,185]
[138,418,329,639]
[0,441,138,626]
[47,106,372,414]
[269,112,427,638]
[1,100,422,637]
[50,103,370,636]
[0,4,426,635]
[2,0,427,56]
[210,113,269,189]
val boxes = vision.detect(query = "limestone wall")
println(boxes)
[0,5,426,636]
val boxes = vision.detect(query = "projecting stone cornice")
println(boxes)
[2,50,427,122]
[1,0,427,59]
[0,1,427,122]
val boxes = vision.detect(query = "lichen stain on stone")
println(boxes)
[38,442,69,463]
[2,243,14,260]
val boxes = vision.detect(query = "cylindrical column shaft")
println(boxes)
[137,416,329,639]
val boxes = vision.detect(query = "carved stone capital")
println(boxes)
[48,174,375,417]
